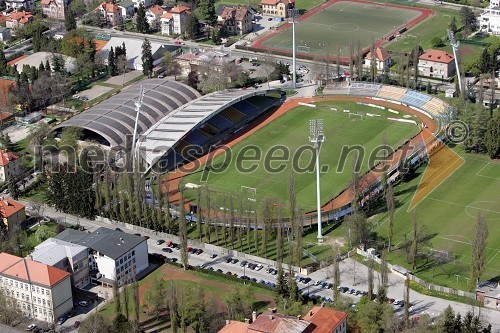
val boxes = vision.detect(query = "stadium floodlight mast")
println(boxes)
[288,9,300,88]
[447,29,462,95]
[309,119,325,242]
[132,86,145,167]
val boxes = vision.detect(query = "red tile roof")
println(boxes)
[148,5,165,15]
[0,197,24,219]
[0,253,70,287]
[221,6,249,21]
[302,306,347,333]
[248,311,313,333]
[365,47,391,61]
[0,150,18,167]
[5,11,34,22]
[96,2,120,13]
[170,5,190,13]
[261,0,294,5]
[161,12,173,19]
[419,49,454,64]
[41,0,52,5]
[219,321,250,333]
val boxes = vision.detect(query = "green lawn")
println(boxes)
[215,0,322,11]
[258,1,421,58]
[26,221,59,250]
[184,101,420,211]
[371,150,500,291]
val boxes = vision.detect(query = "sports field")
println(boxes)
[184,101,420,211]
[253,0,431,60]
[372,151,500,290]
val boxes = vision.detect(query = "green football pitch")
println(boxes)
[183,101,420,211]
[257,1,422,59]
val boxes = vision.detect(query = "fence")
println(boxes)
[356,248,476,299]
[94,216,311,275]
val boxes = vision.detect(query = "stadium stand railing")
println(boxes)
[349,82,382,96]
[400,90,432,108]
[376,85,407,101]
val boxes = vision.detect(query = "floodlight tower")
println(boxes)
[309,119,325,242]
[288,9,300,88]
[447,29,462,94]
[132,86,145,166]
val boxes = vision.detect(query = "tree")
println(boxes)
[199,0,217,27]
[79,313,113,333]
[0,50,7,76]
[470,212,489,289]
[141,39,153,78]
[485,112,500,159]
[179,183,189,269]
[185,14,200,40]
[479,48,491,74]
[385,181,395,251]
[51,54,65,73]
[377,251,389,303]
[460,7,477,36]
[136,4,149,33]
[0,289,22,326]
[367,258,374,300]
[35,223,50,242]
[161,52,181,79]
[404,275,410,328]
[431,36,443,47]
[332,245,341,302]
[449,16,458,34]
[65,9,77,31]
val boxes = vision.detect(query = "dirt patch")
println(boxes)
[7,55,28,66]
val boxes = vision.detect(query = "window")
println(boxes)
[132,250,135,256]
[36,287,39,293]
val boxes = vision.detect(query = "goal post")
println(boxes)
[240,186,257,202]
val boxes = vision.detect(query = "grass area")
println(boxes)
[259,1,422,58]
[408,281,482,306]
[184,101,420,211]
[26,221,59,250]
[215,0,321,11]
[370,149,500,291]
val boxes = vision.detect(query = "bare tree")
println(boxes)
[404,275,410,328]
[113,280,121,316]
[179,182,189,269]
[196,186,202,241]
[203,186,212,243]
[377,251,389,302]
[132,275,140,322]
[409,210,428,271]
[470,212,489,289]
[367,258,374,300]
[351,259,359,286]
[276,202,285,266]
[332,245,341,302]
[123,281,130,320]
[386,181,395,251]
[116,54,128,86]
[261,197,272,259]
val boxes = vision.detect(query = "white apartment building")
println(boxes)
[479,0,500,35]
[55,227,149,286]
[5,0,35,10]
[0,253,73,324]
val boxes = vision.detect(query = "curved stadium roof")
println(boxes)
[137,88,281,169]
[53,79,201,147]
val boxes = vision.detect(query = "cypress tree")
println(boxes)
[0,50,7,76]
[141,39,153,77]
[108,47,116,76]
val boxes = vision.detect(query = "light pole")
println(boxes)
[288,9,300,88]
[309,119,325,242]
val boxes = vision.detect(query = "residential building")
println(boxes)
[170,5,190,35]
[100,37,181,70]
[131,0,152,9]
[219,306,348,333]
[176,50,236,76]
[40,0,68,20]
[160,12,173,35]
[117,0,135,17]
[363,46,392,71]
[146,4,165,27]
[479,0,500,35]
[0,253,73,324]
[55,227,149,286]
[219,5,253,35]
[260,0,294,18]
[0,27,12,42]
[0,197,26,230]
[0,149,20,182]
[418,49,455,79]
[30,238,90,288]
[5,0,35,10]
[5,11,35,31]
[95,2,123,27]
[476,281,500,311]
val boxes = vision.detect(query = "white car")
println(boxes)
[27,324,37,331]
[78,300,89,307]
[255,264,263,271]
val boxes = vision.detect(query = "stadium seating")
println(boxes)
[185,131,210,146]
[400,90,432,108]
[376,85,407,101]
[422,97,449,118]
[198,127,215,138]
[233,99,260,116]
[175,140,190,155]
[349,82,382,96]
[220,107,245,122]
[208,114,234,132]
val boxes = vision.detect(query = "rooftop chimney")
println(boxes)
[268,307,277,313]
[244,319,250,324]
[252,311,257,322]
[225,320,229,325]
[309,310,313,316]
[297,314,301,320]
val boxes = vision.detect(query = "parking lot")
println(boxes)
[74,85,113,102]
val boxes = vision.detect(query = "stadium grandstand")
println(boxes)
[326,83,452,121]
[137,88,285,173]
[52,79,201,148]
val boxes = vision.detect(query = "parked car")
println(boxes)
[166,241,173,247]
[255,264,263,271]
[349,289,355,294]
[209,253,217,259]
[250,278,257,282]
[134,233,141,237]
[162,248,173,253]
[27,324,37,331]
[114,228,122,232]
[225,257,233,263]
[387,298,395,304]
[226,271,232,275]
[57,316,66,325]
[156,239,165,245]
[196,249,203,255]
[78,300,89,307]
[231,258,239,264]
[216,269,223,273]
[302,277,312,284]
[240,260,248,267]
[74,321,81,328]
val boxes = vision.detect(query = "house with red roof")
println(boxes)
[0,197,26,229]
[146,4,166,27]
[418,49,456,79]
[218,306,347,333]
[219,6,253,35]
[0,252,73,323]
[261,0,295,18]
[364,46,392,72]
[40,0,69,20]
[160,5,190,35]
[0,149,20,182]
[5,11,35,31]
[95,2,123,27]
